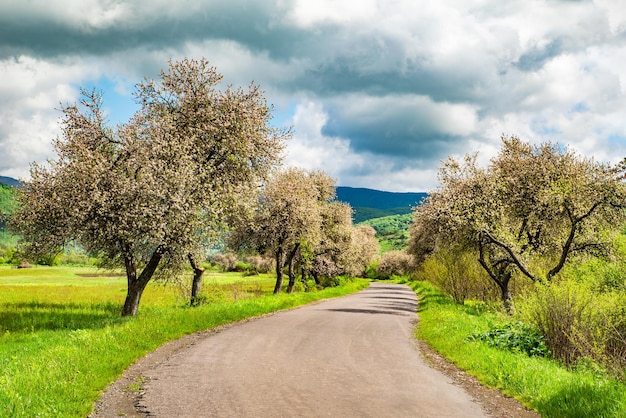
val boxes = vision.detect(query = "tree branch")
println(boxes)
[481,230,538,281]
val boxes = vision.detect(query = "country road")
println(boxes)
[128,283,488,417]
[92,282,540,417]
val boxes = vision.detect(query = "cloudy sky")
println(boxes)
[1,0,625,192]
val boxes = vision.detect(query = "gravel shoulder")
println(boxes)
[90,283,539,418]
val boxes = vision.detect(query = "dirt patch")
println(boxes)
[75,273,124,278]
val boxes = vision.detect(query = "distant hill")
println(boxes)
[336,186,427,223]
[360,213,412,252]
[0,183,17,233]
[0,176,21,187]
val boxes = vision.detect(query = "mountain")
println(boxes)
[0,176,21,187]
[335,186,427,223]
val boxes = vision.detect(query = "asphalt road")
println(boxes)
[137,283,487,417]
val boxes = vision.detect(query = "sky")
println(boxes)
[1,0,625,192]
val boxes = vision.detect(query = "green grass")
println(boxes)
[0,266,369,417]
[411,280,626,418]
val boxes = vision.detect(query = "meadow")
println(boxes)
[0,266,368,417]
[410,279,626,418]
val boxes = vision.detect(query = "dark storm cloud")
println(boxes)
[0,1,305,60]
[322,101,469,162]
[0,0,493,104]
[1,0,625,190]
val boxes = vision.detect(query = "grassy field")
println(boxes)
[410,280,626,418]
[0,266,369,417]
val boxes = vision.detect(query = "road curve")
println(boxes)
[138,283,487,417]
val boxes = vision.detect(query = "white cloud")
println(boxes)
[285,100,440,191]
[1,0,626,192]
[286,100,355,173]
[288,0,378,27]
[0,56,102,178]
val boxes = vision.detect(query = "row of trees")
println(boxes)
[10,59,288,316]
[227,167,379,294]
[9,58,379,316]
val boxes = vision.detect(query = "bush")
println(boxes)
[468,322,551,357]
[517,280,594,365]
[305,279,317,292]
[58,250,96,266]
[234,260,253,274]
[563,257,626,293]
[417,246,498,304]
[376,250,413,279]
[318,275,348,288]
[517,280,626,378]
[210,252,238,272]
[365,260,379,279]
[0,245,17,265]
[36,252,61,266]
[246,255,274,274]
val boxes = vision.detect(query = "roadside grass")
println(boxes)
[0,266,369,417]
[411,280,626,418]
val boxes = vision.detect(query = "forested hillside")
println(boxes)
[336,186,426,223]
[0,183,18,248]
[360,213,412,252]
[0,176,20,187]
[0,183,17,227]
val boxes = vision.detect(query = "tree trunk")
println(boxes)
[286,243,300,293]
[477,245,514,314]
[497,273,513,314]
[273,247,285,294]
[122,279,146,317]
[188,253,206,307]
[312,271,320,286]
[121,245,165,316]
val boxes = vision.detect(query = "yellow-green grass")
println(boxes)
[0,266,368,417]
[411,280,626,418]
[0,265,126,285]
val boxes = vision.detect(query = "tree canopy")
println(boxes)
[10,58,288,315]
[408,135,626,310]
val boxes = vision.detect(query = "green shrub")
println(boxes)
[563,257,626,293]
[305,279,317,292]
[418,246,498,304]
[318,275,348,288]
[0,245,16,265]
[365,260,379,279]
[292,280,305,293]
[517,280,626,378]
[517,280,595,365]
[468,322,551,358]
[36,253,61,266]
[234,260,253,274]
[58,250,95,266]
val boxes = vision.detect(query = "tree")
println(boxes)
[239,168,331,293]
[341,225,380,278]
[306,200,354,284]
[376,250,413,279]
[409,136,626,311]
[10,59,288,315]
